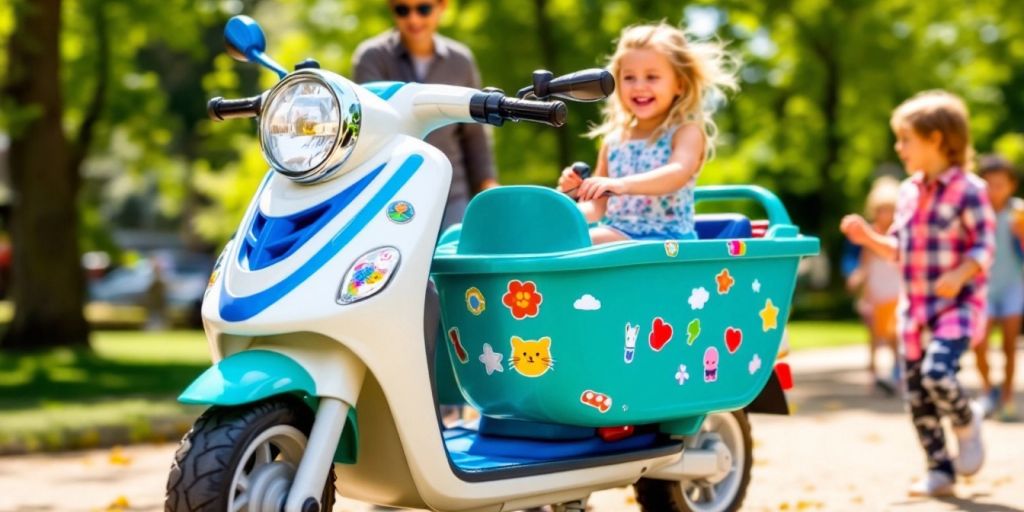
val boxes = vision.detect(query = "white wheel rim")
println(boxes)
[680,413,745,512]
[227,424,307,512]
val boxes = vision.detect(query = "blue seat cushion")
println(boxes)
[478,416,596,441]
[694,213,752,239]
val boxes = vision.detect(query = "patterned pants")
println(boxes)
[904,337,974,477]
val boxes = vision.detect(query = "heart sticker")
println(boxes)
[724,327,743,354]
[649,317,673,351]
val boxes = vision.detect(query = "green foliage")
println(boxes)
[4,0,1024,263]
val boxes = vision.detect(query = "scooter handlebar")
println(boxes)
[470,92,566,128]
[207,95,263,121]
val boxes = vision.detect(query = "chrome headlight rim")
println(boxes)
[259,70,361,185]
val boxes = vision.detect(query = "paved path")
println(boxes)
[1,345,1021,512]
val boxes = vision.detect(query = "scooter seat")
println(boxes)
[457,186,591,255]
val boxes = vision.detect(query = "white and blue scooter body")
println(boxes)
[176,16,732,512]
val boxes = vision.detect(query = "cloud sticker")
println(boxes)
[574,294,601,311]
[688,287,710,310]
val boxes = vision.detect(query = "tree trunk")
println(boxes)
[1,0,90,349]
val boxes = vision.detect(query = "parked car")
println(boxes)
[88,250,214,327]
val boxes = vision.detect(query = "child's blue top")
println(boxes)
[989,197,1024,298]
[604,126,697,238]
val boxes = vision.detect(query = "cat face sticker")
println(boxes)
[509,336,554,377]
[624,322,640,363]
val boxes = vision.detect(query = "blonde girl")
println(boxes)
[558,22,738,243]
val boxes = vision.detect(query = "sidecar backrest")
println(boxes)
[457,186,592,255]
[694,213,752,239]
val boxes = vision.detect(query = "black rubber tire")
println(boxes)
[634,410,753,512]
[165,398,336,512]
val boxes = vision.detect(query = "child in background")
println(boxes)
[976,154,1022,421]
[558,22,737,243]
[847,176,902,395]
[840,90,993,497]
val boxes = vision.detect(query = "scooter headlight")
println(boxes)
[259,71,361,184]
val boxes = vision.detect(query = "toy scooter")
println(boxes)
[166,15,819,512]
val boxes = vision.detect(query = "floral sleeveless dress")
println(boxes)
[603,126,697,239]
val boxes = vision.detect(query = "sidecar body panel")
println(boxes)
[431,186,817,428]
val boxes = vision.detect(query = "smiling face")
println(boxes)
[617,48,683,124]
[509,336,554,378]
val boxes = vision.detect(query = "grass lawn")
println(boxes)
[0,321,867,452]
[0,330,210,452]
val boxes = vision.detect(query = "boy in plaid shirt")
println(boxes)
[841,90,994,497]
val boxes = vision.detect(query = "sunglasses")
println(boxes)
[393,3,435,18]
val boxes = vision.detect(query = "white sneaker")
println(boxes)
[978,389,998,418]
[954,400,985,476]
[908,470,955,497]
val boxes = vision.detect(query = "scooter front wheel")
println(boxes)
[634,410,752,512]
[165,398,335,512]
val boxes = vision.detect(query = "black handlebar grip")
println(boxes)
[571,161,592,180]
[498,98,568,127]
[207,95,262,121]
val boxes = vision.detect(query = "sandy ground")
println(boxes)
[1,345,1021,512]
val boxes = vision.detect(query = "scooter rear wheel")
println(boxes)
[634,410,752,512]
[165,398,335,512]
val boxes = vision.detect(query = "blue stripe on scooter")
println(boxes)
[219,154,424,321]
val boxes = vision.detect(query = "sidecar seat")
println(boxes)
[694,213,752,239]
[457,186,591,255]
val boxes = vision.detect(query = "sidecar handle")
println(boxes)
[694,185,793,226]
[207,94,263,121]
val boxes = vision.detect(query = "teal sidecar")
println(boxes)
[431,185,818,433]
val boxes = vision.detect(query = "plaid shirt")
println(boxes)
[890,167,995,361]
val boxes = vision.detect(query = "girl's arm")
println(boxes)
[577,144,610,223]
[577,123,704,200]
[840,214,898,261]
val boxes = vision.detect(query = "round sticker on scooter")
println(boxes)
[337,246,401,305]
[386,200,415,224]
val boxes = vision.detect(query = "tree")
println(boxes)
[1,0,91,349]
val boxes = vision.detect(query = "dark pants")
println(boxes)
[904,337,974,477]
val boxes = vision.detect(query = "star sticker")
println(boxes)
[759,298,780,332]
[675,364,690,385]
[752,279,761,293]
[479,343,504,375]
[716,269,735,294]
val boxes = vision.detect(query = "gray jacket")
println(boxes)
[352,30,497,206]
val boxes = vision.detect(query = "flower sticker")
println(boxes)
[675,364,690,385]
[716,269,735,295]
[688,287,710,310]
[465,287,486,316]
[748,353,762,375]
[502,280,543,319]
[752,279,762,293]
[664,241,679,258]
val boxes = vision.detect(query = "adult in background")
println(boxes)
[352,0,498,230]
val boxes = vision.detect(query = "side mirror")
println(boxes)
[223,15,287,78]
[517,69,615,103]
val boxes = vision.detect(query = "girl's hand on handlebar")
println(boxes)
[578,176,626,201]
[558,167,584,197]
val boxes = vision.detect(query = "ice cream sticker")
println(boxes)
[624,322,639,364]
[704,347,719,383]
[580,390,612,413]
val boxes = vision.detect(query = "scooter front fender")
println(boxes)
[179,349,316,406]
[179,348,361,464]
